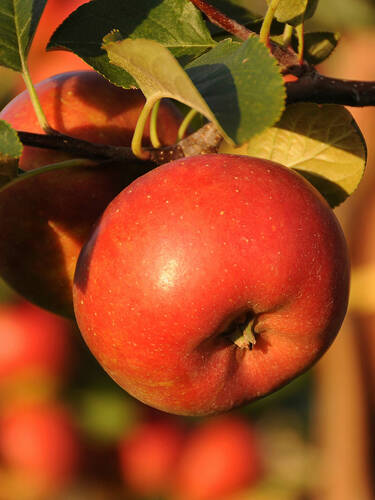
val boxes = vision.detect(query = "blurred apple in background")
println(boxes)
[0,70,183,317]
[0,300,72,401]
[118,412,187,498]
[171,414,263,500]
[0,401,82,497]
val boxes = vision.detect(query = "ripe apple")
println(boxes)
[172,415,263,500]
[73,153,350,416]
[118,413,186,497]
[0,401,82,495]
[0,300,72,395]
[0,70,183,317]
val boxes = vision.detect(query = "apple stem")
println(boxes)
[150,100,161,149]
[178,109,199,140]
[282,24,293,48]
[21,61,53,134]
[259,0,282,47]
[295,23,305,65]
[132,97,159,160]
[0,158,97,194]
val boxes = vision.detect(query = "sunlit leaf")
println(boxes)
[48,0,215,88]
[104,36,285,145]
[0,0,46,71]
[220,103,366,207]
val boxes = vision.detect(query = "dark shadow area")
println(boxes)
[186,63,241,142]
[0,160,152,316]
[293,169,348,207]
[50,0,166,58]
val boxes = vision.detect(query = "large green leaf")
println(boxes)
[103,36,285,145]
[0,120,22,188]
[220,103,366,207]
[0,0,46,71]
[48,0,215,88]
[186,37,285,145]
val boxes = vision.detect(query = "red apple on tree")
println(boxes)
[73,153,349,416]
[172,414,263,500]
[118,413,186,497]
[0,300,72,397]
[0,401,82,495]
[0,70,183,317]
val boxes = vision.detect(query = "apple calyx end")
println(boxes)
[228,314,257,351]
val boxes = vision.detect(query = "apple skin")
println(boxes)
[118,413,186,497]
[0,70,182,317]
[172,415,263,500]
[73,153,350,416]
[0,401,82,494]
[0,300,72,391]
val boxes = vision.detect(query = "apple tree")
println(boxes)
[0,0,375,496]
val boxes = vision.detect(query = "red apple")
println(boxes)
[172,415,263,500]
[118,413,186,497]
[0,70,182,317]
[0,300,72,394]
[0,401,82,494]
[73,153,349,416]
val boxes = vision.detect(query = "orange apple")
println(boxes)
[0,401,82,495]
[118,413,186,497]
[0,300,72,396]
[172,415,263,500]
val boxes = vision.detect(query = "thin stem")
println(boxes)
[21,60,51,133]
[295,23,304,64]
[259,0,282,46]
[131,97,159,160]
[0,158,96,194]
[282,24,293,48]
[188,0,252,41]
[150,99,161,148]
[178,109,198,140]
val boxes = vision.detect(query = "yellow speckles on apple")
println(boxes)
[158,258,179,290]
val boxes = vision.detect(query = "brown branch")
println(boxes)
[18,131,138,162]
[188,0,253,41]
[17,123,224,166]
[287,72,375,106]
[188,0,300,71]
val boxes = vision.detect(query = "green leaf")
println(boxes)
[267,0,318,26]
[0,0,46,71]
[220,103,366,207]
[267,0,308,25]
[186,37,285,145]
[103,36,285,145]
[0,120,22,188]
[299,31,340,65]
[48,0,215,88]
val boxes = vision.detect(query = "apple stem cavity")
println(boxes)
[227,313,257,351]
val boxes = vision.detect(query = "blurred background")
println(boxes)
[1,0,375,499]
